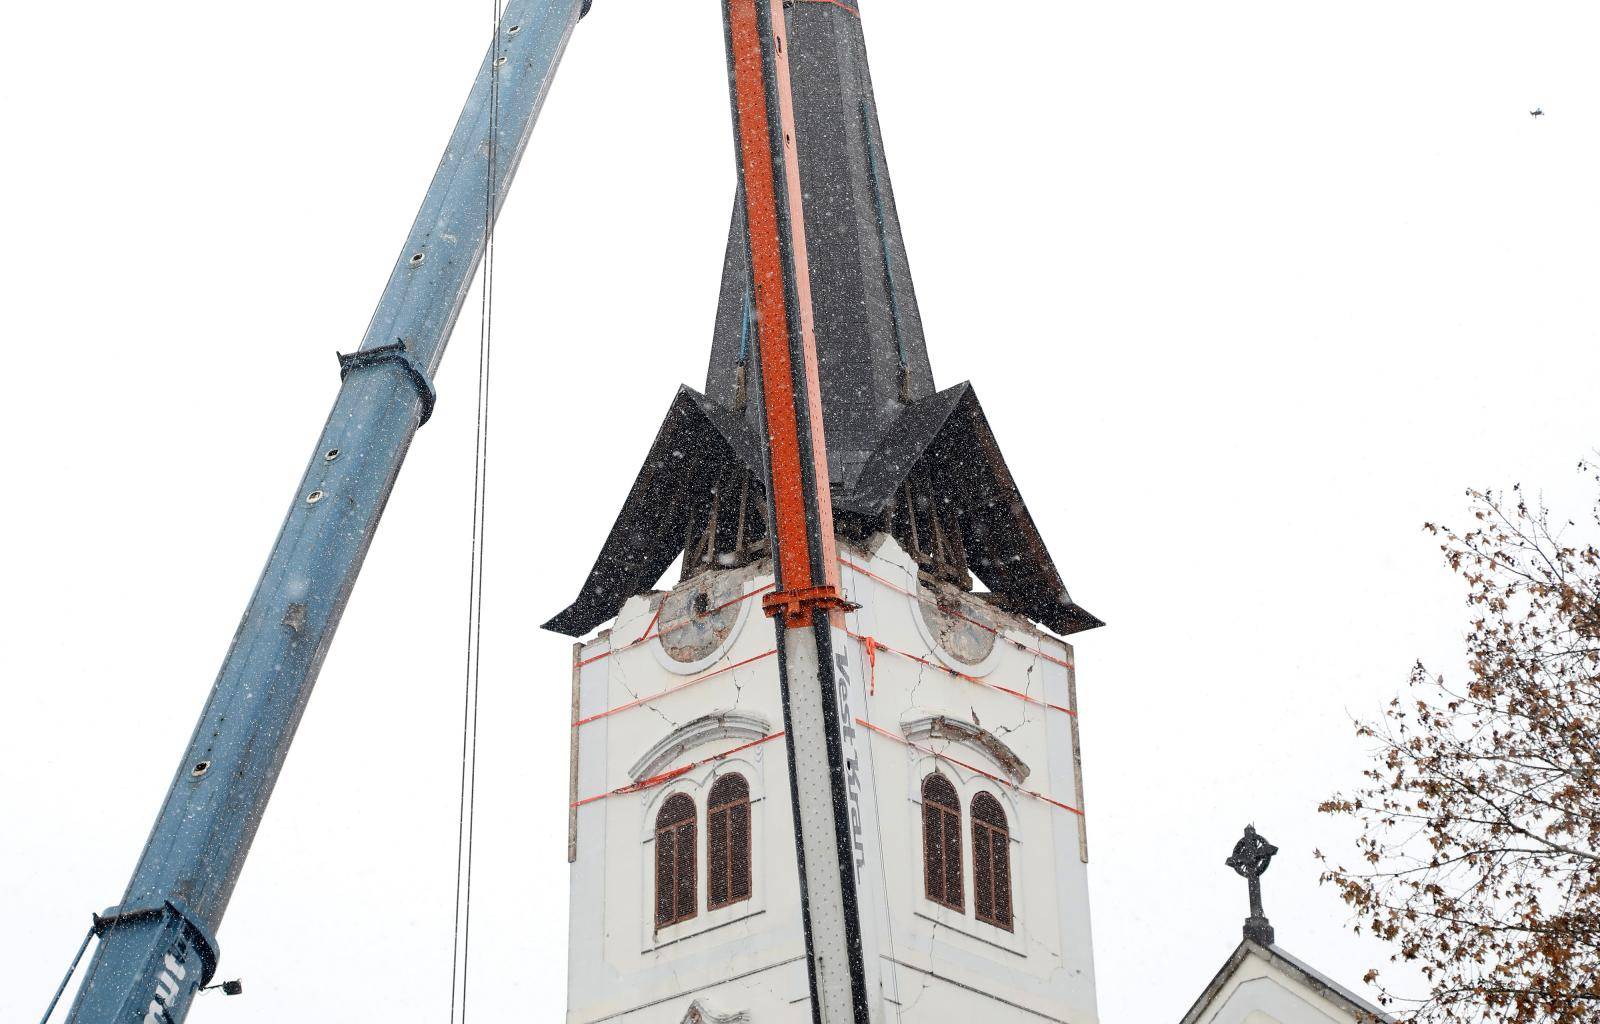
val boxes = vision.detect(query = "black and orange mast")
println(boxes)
[721,1,871,1020]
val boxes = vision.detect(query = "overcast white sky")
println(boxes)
[4,1,1599,1021]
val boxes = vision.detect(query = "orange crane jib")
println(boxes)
[725,0,847,629]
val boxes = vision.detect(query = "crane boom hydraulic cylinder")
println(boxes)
[63,3,587,1021]
[721,2,874,1020]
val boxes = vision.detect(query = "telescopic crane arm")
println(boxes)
[63,3,587,1021]
[59,3,876,1022]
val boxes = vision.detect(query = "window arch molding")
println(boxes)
[901,713,1032,784]
[629,710,772,783]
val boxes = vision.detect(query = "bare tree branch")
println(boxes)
[1322,468,1600,1024]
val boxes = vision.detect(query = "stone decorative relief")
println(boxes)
[903,714,1031,783]
[630,711,772,782]
[656,562,766,664]
[681,999,751,1023]
[916,588,999,669]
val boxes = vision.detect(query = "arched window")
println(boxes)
[971,792,1013,930]
[706,773,752,910]
[921,773,963,911]
[655,793,697,928]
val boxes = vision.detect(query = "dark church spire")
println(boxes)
[704,0,934,491]
[546,1,1099,639]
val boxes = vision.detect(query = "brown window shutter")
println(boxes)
[707,805,729,909]
[921,774,963,911]
[971,794,1012,931]
[973,824,994,922]
[655,793,698,928]
[674,819,695,921]
[992,831,1013,930]
[941,806,963,910]
[707,773,752,911]
[922,800,942,902]
[655,829,675,927]
[730,800,751,901]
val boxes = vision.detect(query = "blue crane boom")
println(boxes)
[62,2,587,1020]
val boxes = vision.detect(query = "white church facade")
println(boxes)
[565,534,1098,1023]
[558,535,1389,1023]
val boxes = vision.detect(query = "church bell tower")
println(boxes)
[552,3,1101,1020]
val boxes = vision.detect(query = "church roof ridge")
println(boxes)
[1177,939,1392,1024]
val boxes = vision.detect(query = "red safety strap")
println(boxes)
[847,630,1076,719]
[571,731,786,807]
[841,558,1074,671]
[855,718,1083,816]
[571,564,1074,724]
[575,583,775,668]
[573,649,778,728]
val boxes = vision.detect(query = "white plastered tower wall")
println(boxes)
[565,533,1099,1023]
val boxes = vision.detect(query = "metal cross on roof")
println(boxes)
[1225,825,1279,946]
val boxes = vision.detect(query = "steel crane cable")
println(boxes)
[448,0,503,1019]
[35,922,95,1023]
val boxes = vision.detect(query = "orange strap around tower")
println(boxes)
[855,718,1083,816]
[575,583,774,668]
[846,630,1076,718]
[570,731,786,807]
[840,558,1075,670]
[572,649,778,728]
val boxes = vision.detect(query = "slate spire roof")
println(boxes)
[701,3,934,492]
[545,2,1099,639]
